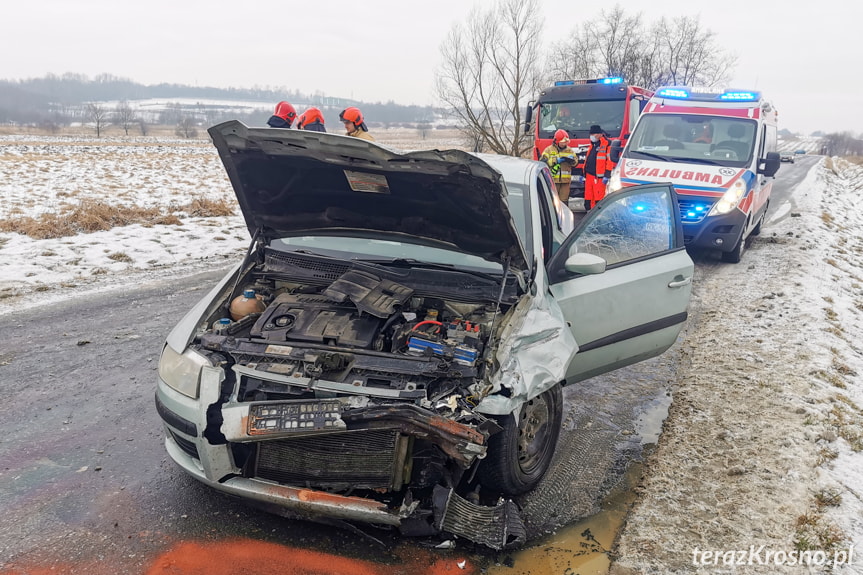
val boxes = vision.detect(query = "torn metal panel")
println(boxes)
[433,486,527,550]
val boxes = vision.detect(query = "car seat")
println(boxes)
[712,124,750,159]
[653,124,684,149]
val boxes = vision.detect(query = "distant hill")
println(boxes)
[0,73,443,128]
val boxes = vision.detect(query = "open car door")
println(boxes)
[547,183,693,384]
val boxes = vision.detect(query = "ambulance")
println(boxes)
[607,86,780,263]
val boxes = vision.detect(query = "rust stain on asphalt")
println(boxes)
[0,538,475,575]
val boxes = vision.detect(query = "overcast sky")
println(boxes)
[3,0,859,135]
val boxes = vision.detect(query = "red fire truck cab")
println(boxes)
[525,78,653,205]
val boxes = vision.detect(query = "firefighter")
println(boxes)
[266,101,296,128]
[339,107,375,141]
[540,129,576,202]
[297,107,326,132]
[583,124,612,210]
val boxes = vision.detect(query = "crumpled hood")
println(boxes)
[208,121,528,271]
[618,157,748,194]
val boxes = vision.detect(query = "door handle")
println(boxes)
[668,276,692,288]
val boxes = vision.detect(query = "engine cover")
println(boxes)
[250,293,383,348]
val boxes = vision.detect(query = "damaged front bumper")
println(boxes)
[156,369,525,549]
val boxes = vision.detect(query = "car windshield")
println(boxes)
[538,100,626,138]
[626,114,757,167]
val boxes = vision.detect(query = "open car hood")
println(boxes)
[208,121,528,271]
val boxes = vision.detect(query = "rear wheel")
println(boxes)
[478,384,563,495]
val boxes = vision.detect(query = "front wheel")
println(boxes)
[478,384,563,496]
[721,233,746,263]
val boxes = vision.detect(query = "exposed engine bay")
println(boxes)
[188,250,527,548]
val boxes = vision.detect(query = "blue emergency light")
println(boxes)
[554,77,626,87]
[657,88,690,99]
[719,91,758,101]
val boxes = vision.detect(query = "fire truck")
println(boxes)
[524,77,653,204]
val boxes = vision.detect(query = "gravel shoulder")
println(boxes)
[611,158,863,574]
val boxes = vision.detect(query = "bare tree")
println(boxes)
[436,0,543,157]
[113,101,138,136]
[654,15,736,87]
[823,132,863,157]
[84,102,109,137]
[548,6,735,90]
[175,117,198,139]
[417,123,433,140]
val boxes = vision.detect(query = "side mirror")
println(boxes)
[523,105,533,135]
[758,151,780,177]
[564,252,607,275]
[610,139,622,164]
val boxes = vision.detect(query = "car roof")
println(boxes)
[472,153,539,186]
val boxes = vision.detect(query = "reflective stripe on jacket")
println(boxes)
[585,135,612,177]
[540,143,576,183]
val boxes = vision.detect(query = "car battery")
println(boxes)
[407,335,478,366]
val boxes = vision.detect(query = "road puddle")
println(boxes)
[486,391,671,575]
[486,462,642,575]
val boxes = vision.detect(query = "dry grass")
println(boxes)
[183,196,236,217]
[0,195,237,239]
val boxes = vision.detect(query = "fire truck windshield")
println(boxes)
[538,100,626,138]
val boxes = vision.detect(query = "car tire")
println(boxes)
[478,384,563,496]
[721,233,746,263]
[751,204,768,236]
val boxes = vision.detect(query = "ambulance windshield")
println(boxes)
[626,114,756,167]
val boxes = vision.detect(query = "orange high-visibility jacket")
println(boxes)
[585,135,613,177]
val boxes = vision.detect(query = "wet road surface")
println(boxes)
[0,265,677,574]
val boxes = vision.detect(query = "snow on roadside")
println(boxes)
[612,158,863,574]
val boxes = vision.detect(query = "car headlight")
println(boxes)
[709,178,747,215]
[607,170,623,193]
[158,344,208,398]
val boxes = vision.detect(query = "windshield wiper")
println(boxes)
[683,157,722,165]
[630,150,671,161]
[354,257,501,283]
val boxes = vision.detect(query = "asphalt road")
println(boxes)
[0,158,818,574]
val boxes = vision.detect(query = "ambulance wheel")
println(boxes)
[722,233,746,263]
[478,384,563,496]
[752,205,768,236]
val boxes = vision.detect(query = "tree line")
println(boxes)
[0,73,444,135]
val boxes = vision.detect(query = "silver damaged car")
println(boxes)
[155,121,693,549]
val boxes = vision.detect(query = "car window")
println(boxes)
[568,188,675,266]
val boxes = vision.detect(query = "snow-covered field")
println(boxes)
[0,130,859,573]
[0,129,466,310]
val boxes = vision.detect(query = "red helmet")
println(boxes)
[297,107,325,129]
[273,101,297,124]
[339,107,364,126]
[554,129,570,145]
